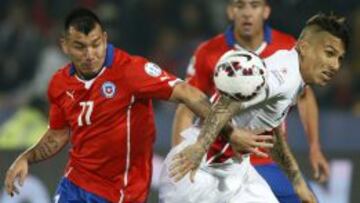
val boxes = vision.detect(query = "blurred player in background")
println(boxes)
[165,13,348,203]
[4,8,222,203]
[172,0,330,202]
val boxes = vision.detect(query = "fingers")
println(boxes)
[255,135,273,142]
[317,162,330,183]
[190,169,197,183]
[169,154,193,182]
[312,163,320,181]
[321,160,330,180]
[249,148,269,158]
[5,169,16,197]
[255,141,273,149]
[312,160,330,183]
[18,170,27,187]
[253,135,274,148]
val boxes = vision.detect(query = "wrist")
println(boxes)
[309,143,321,152]
[196,140,209,154]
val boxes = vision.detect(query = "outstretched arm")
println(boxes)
[169,82,211,121]
[297,86,329,182]
[4,128,69,196]
[271,126,317,203]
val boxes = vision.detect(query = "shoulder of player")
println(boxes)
[195,33,227,56]
[48,64,72,98]
[264,49,296,70]
[106,48,148,77]
[49,64,71,85]
[264,49,301,92]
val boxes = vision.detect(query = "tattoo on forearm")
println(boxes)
[197,95,235,150]
[271,129,303,185]
[188,97,211,119]
[28,135,61,164]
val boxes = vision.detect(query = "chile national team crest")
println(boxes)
[101,81,116,98]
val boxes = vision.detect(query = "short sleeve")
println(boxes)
[47,82,67,129]
[128,58,182,100]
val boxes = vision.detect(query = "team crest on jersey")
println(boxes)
[145,62,162,77]
[101,81,116,98]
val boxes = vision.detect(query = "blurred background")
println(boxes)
[0,0,359,202]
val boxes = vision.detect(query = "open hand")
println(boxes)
[4,157,29,197]
[169,143,206,182]
[310,146,330,183]
[229,128,274,157]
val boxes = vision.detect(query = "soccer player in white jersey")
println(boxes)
[160,13,348,203]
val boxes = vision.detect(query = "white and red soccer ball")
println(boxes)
[214,49,267,101]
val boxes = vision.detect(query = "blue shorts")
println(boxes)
[255,163,301,203]
[54,177,110,203]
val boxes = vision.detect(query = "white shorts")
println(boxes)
[159,127,279,203]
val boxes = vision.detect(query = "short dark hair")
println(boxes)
[305,13,349,51]
[64,8,104,35]
[229,0,268,5]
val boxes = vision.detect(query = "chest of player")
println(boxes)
[58,78,133,128]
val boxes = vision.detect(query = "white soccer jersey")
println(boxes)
[232,48,305,133]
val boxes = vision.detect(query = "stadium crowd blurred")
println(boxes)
[0,0,359,149]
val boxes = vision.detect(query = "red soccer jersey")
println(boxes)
[48,44,181,203]
[186,26,296,165]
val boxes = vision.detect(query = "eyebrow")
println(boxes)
[73,36,101,46]
[325,45,339,54]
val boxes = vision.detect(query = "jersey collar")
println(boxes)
[225,24,272,48]
[69,43,115,76]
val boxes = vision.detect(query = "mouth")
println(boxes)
[242,22,253,29]
[322,71,334,82]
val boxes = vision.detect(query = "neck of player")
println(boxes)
[76,66,105,81]
[234,32,265,52]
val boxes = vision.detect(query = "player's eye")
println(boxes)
[73,43,85,50]
[250,2,261,8]
[92,43,100,48]
[325,50,335,58]
[234,2,245,9]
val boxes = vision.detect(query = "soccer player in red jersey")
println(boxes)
[172,0,329,202]
[3,8,238,203]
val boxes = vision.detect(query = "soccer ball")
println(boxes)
[213,49,267,101]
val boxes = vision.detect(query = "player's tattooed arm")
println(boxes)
[169,82,212,119]
[169,82,235,138]
[169,94,241,182]
[271,126,317,202]
[4,128,69,197]
[196,95,240,150]
[271,126,303,184]
[24,128,70,164]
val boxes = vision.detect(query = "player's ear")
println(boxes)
[227,4,235,21]
[263,4,271,20]
[59,36,69,54]
[296,39,309,58]
[103,31,108,42]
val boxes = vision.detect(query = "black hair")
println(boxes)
[64,7,104,35]
[229,0,268,4]
[305,12,349,51]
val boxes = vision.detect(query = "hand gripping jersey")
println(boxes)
[48,44,181,203]
[186,25,296,165]
[207,49,305,164]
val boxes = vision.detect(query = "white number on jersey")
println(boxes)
[78,101,94,126]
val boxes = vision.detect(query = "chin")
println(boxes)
[318,80,328,86]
